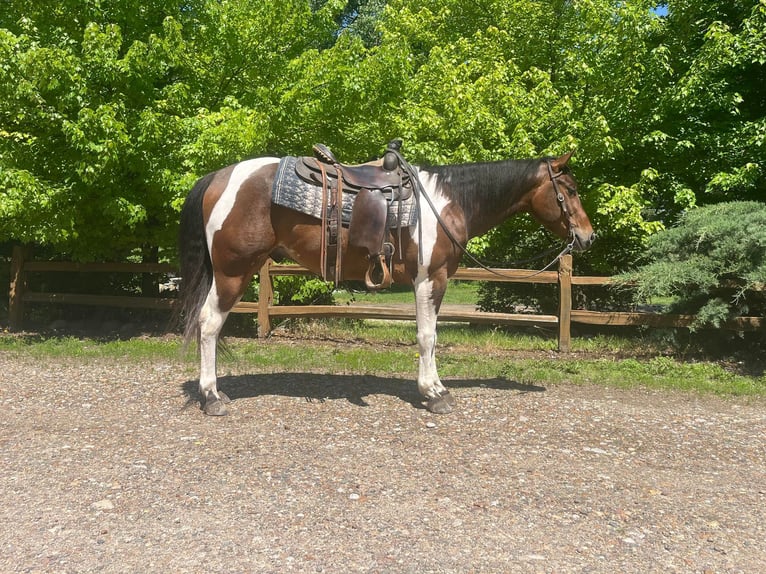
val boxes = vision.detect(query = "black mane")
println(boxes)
[423,158,545,232]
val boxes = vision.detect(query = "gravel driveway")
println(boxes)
[1,347,764,573]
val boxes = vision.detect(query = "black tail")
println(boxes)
[176,172,216,347]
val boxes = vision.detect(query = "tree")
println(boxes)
[372,0,688,275]
[0,0,339,260]
[0,11,188,259]
[1,0,763,294]
[646,0,766,204]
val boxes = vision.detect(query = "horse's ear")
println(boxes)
[551,150,574,171]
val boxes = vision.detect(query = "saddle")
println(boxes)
[295,141,413,201]
[294,140,415,290]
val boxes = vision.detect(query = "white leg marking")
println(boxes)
[205,157,279,253]
[411,170,451,399]
[414,277,446,398]
[198,282,228,398]
[199,157,277,398]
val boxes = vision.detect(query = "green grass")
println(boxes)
[2,325,764,397]
[334,280,479,305]
[274,319,655,355]
[0,333,188,360]
[498,356,763,396]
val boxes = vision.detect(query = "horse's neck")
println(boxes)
[463,189,527,238]
[423,159,540,238]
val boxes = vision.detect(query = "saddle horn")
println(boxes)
[382,139,402,172]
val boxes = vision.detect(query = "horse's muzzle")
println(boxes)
[573,230,596,251]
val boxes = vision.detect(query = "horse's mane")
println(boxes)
[423,157,544,218]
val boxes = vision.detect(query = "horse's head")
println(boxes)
[528,151,595,251]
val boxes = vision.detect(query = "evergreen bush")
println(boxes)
[620,201,766,330]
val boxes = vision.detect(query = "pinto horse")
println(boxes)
[178,149,595,416]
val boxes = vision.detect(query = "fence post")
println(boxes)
[258,258,274,338]
[9,245,30,331]
[558,254,573,352]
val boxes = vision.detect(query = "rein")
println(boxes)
[393,151,576,279]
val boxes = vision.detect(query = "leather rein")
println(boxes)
[393,151,577,279]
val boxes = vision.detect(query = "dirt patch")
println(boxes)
[1,350,764,573]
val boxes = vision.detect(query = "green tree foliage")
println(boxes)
[0,2,189,258]
[0,0,763,293]
[0,0,339,260]
[619,202,766,329]
[378,0,678,274]
[652,0,766,204]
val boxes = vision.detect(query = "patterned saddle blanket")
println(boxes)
[271,156,419,229]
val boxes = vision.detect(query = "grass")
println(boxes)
[2,321,764,397]
[334,280,479,305]
[498,355,763,396]
[0,332,183,359]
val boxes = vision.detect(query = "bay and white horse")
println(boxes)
[178,149,595,415]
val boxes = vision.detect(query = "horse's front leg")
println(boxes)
[414,270,457,414]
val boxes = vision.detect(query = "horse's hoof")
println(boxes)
[203,391,231,416]
[426,391,455,414]
[440,390,456,408]
[204,399,229,416]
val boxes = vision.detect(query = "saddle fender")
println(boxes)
[349,188,393,290]
[349,188,388,254]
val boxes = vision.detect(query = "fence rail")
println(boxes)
[7,246,763,351]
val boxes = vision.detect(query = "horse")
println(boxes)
[177,147,595,416]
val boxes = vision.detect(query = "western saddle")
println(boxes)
[294,139,415,290]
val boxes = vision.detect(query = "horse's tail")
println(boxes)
[176,172,216,347]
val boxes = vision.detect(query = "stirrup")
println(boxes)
[364,255,392,291]
[364,243,394,291]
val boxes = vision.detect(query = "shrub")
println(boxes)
[272,275,335,306]
[620,201,766,330]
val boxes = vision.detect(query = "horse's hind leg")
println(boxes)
[197,282,231,415]
[197,272,255,416]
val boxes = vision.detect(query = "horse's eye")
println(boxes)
[567,186,577,197]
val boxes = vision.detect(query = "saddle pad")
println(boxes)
[272,156,418,229]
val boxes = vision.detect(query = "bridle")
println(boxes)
[545,159,578,250]
[393,152,580,279]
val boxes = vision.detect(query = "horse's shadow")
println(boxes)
[180,373,546,411]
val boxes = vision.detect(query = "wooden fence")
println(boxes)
[7,246,763,351]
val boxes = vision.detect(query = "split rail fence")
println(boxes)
[7,246,763,351]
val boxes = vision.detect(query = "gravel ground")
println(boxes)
[0,347,764,573]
